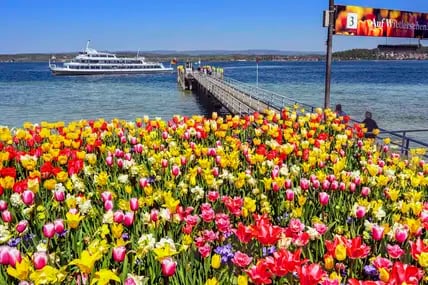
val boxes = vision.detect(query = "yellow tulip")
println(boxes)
[211,254,221,269]
[335,244,347,261]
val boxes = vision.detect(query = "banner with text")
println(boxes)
[334,5,428,38]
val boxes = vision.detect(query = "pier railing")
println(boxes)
[186,70,428,158]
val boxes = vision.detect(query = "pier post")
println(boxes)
[324,0,334,109]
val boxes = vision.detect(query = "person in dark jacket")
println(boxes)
[362,111,378,138]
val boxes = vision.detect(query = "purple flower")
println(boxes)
[262,246,276,256]
[8,238,21,247]
[214,244,234,263]
[364,265,379,280]
[122,233,130,240]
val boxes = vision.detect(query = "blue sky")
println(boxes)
[1,0,428,54]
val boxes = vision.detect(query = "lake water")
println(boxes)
[0,60,427,141]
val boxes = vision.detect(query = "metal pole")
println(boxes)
[324,0,334,109]
[256,61,259,89]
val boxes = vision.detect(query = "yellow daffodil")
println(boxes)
[66,211,83,229]
[205,277,219,285]
[7,257,31,281]
[90,269,120,285]
[29,265,66,285]
[69,250,102,274]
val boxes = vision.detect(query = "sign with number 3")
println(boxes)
[346,13,358,29]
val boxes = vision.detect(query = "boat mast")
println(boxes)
[85,40,90,52]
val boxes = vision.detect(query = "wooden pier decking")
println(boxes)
[177,66,279,115]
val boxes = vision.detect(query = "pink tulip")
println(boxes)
[2,210,12,223]
[330,181,339,191]
[0,200,7,211]
[21,190,35,206]
[129,198,139,211]
[353,176,361,185]
[161,257,177,277]
[349,182,356,193]
[171,165,180,177]
[106,156,113,166]
[43,223,55,238]
[322,180,330,190]
[386,244,405,259]
[54,219,65,234]
[124,153,132,161]
[285,189,294,201]
[357,140,363,148]
[272,182,280,192]
[312,179,320,189]
[318,192,330,206]
[271,167,279,179]
[16,220,28,233]
[104,200,114,211]
[150,209,159,222]
[371,225,384,241]
[207,191,219,202]
[117,159,123,169]
[212,167,219,177]
[130,137,137,145]
[8,248,22,267]
[124,277,137,285]
[112,246,127,262]
[338,182,346,191]
[361,187,371,197]
[115,149,124,157]
[101,191,112,202]
[113,210,124,223]
[139,178,149,188]
[183,131,190,140]
[0,246,10,265]
[215,155,221,164]
[161,159,169,168]
[355,206,366,219]
[284,179,292,189]
[300,178,310,191]
[395,227,408,243]
[123,211,135,227]
[134,144,143,153]
[180,156,187,166]
[54,190,65,202]
[162,131,169,140]
[33,251,48,270]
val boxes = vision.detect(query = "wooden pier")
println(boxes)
[177,64,281,115]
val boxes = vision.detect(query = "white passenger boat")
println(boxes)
[49,41,173,75]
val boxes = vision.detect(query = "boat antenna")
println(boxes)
[85,40,90,51]
[137,49,140,58]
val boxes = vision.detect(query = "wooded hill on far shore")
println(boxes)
[1,45,428,62]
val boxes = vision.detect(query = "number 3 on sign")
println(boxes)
[346,13,358,29]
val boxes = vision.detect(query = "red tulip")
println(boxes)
[21,190,35,206]
[117,159,123,168]
[112,246,127,262]
[161,257,177,277]
[2,210,12,223]
[246,261,273,285]
[346,237,371,259]
[42,223,55,238]
[150,209,159,222]
[234,222,253,243]
[388,261,424,285]
[16,220,28,233]
[161,159,168,168]
[129,198,139,211]
[297,263,326,285]
[33,251,48,270]
[284,179,292,189]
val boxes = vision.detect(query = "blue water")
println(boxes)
[0,61,427,140]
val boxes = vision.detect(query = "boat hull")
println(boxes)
[50,67,174,76]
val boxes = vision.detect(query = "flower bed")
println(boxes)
[0,108,426,285]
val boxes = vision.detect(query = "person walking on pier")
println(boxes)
[335,104,346,117]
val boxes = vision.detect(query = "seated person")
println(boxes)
[362,111,379,138]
